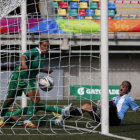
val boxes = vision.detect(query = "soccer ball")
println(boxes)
[39,76,54,91]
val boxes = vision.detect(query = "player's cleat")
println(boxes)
[62,103,73,117]
[0,117,4,127]
[23,121,37,128]
[52,112,62,118]
[55,115,64,127]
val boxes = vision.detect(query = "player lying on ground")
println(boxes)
[0,39,53,127]
[55,81,140,126]
[0,103,72,128]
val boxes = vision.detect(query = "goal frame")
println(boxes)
[21,0,27,108]
[100,0,109,135]
[0,0,109,135]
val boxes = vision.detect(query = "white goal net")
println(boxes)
[3,0,140,137]
[0,0,25,18]
[0,0,102,135]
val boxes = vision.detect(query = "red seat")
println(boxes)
[59,2,68,8]
[78,9,86,16]
[67,16,75,19]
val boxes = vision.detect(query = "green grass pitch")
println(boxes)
[0,100,140,140]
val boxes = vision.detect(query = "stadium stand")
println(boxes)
[113,0,140,19]
[52,0,140,19]
[53,0,117,19]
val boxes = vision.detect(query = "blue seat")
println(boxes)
[70,2,79,9]
[81,0,88,2]
[108,2,116,10]
[76,16,85,19]
[86,9,94,16]
[113,16,122,19]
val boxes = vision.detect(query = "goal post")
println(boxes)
[21,0,27,108]
[0,0,109,136]
[0,0,25,19]
[101,0,109,135]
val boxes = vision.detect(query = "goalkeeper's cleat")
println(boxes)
[0,118,4,127]
[23,121,37,128]
[62,103,73,117]
[52,112,62,118]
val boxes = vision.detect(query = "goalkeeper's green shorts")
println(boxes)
[7,71,38,99]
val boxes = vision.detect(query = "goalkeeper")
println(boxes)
[0,39,53,128]
[1,103,72,127]
[63,81,140,125]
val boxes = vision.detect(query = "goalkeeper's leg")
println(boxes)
[65,104,100,123]
[109,101,121,126]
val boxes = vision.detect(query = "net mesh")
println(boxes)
[0,0,138,136]
[0,0,101,135]
[0,0,25,18]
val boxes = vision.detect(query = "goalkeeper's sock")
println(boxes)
[52,107,82,119]
[1,101,10,117]
[62,103,73,116]
[25,102,37,121]
[70,108,82,116]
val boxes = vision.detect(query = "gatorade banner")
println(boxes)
[70,85,120,100]
[1,18,140,33]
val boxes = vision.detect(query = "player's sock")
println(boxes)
[46,105,63,114]
[34,116,55,125]
[38,103,63,114]
[4,112,12,120]
[25,102,37,121]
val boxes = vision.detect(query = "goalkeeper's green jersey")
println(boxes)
[15,47,46,80]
